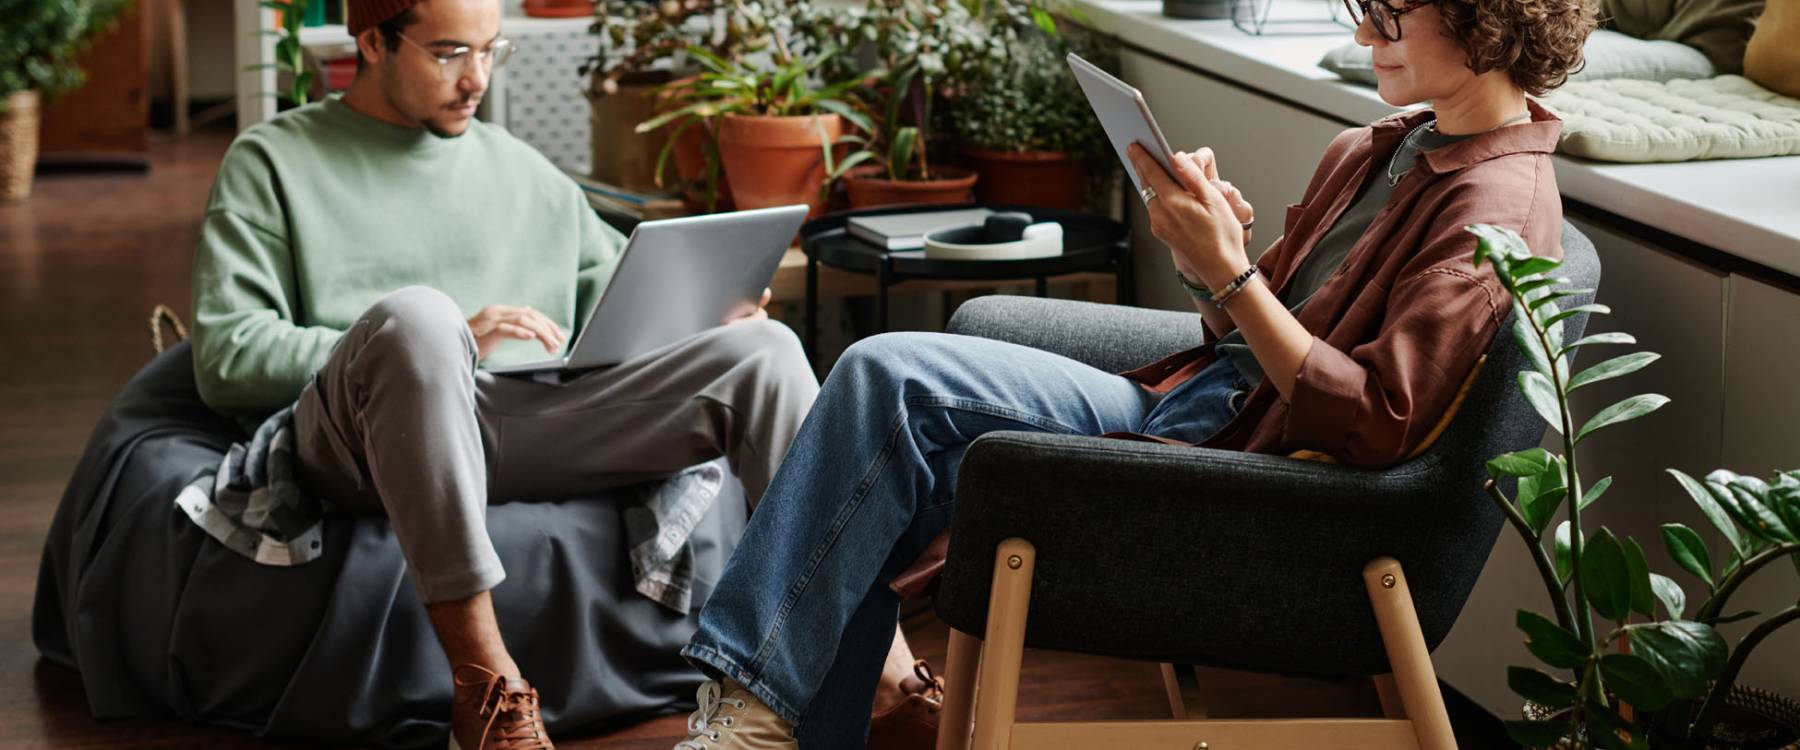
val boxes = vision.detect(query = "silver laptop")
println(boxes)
[484,204,808,375]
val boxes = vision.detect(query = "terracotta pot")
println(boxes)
[842,164,979,210]
[717,113,843,219]
[670,116,734,212]
[1,90,40,203]
[963,147,1088,210]
[522,0,593,18]
[588,70,674,193]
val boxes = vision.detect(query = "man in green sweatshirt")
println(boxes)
[189,0,838,747]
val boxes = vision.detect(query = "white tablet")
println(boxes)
[1066,51,1178,194]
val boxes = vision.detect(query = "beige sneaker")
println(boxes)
[673,679,797,750]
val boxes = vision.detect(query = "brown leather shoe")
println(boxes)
[449,664,554,750]
[867,661,944,750]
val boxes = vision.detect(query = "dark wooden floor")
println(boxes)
[0,124,1187,749]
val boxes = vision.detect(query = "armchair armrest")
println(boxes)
[946,296,1203,374]
[932,430,1501,677]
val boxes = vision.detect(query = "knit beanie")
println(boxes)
[347,0,425,36]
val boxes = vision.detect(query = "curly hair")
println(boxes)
[1434,0,1598,95]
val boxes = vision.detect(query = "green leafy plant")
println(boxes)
[1659,469,1800,740]
[0,0,132,112]
[1470,223,1729,749]
[581,0,821,95]
[249,0,315,109]
[635,44,870,210]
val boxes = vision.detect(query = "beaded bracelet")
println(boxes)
[1212,266,1262,309]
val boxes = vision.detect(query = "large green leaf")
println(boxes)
[1576,394,1669,444]
[1517,610,1589,669]
[1626,620,1728,698]
[1529,288,1595,312]
[1660,523,1714,588]
[1512,308,1555,378]
[1568,352,1660,391]
[1623,537,1656,618]
[1508,666,1578,709]
[1579,475,1613,511]
[1557,331,1636,359]
[1668,469,1748,559]
[1649,573,1686,619]
[1513,256,1564,280]
[1771,484,1800,543]
[1542,303,1611,330]
[1722,474,1795,542]
[1518,371,1564,433]
[1520,458,1568,537]
[1581,528,1633,622]
[1599,653,1675,711]
[1469,223,1533,268]
[1488,447,1552,480]
[1554,520,1573,585]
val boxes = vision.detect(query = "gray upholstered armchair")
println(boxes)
[928,222,1601,749]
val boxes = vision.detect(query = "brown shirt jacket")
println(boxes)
[1119,101,1567,469]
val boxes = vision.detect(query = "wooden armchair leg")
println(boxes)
[938,627,981,750]
[1372,673,1407,719]
[969,538,1036,750]
[1159,664,1186,719]
[1363,557,1457,750]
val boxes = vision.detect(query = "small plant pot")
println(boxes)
[963,147,1088,210]
[1,90,41,203]
[1523,687,1800,750]
[522,0,594,18]
[717,113,843,219]
[842,164,979,210]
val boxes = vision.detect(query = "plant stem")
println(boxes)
[1686,602,1800,741]
[1534,308,1592,648]
[1697,542,1800,622]
[1487,480,1577,633]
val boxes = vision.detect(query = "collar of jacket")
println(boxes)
[1368,99,1563,176]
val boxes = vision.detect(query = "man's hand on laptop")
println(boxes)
[726,288,774,325]
[468,305,568,360]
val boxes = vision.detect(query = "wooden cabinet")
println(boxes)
[1718,273,1800,700]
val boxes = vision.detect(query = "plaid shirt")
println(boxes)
[173,405,721,613]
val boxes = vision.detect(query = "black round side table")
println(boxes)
[800,204,1135,362]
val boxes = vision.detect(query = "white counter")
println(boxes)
[1071,0,1800,277]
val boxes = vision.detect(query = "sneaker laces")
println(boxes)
[675,680,747,750]
[911,661,945,711]
[454,668,552,750]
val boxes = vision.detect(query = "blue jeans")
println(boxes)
[682,331,1246,747]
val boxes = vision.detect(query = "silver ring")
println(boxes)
[1139,185,1158,204]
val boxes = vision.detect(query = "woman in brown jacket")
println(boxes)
[672,0,1597,747]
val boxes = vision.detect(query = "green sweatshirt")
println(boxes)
[191,96,624,415]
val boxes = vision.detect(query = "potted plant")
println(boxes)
[833,64,979,209]
[640,43,867,218]
[1470,223,1800,749]
[0,0,130,202]
[951,21,1112,210]
[801,0,1002,209]
[590,0,846,208]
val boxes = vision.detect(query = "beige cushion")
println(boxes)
[1535,75,1800,161]
[1319,30,1716,87]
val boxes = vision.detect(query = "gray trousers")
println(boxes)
[292,286,819,603]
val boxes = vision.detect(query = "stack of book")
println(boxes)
[566,171,689,223]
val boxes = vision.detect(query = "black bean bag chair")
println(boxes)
[33,341,746,748]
